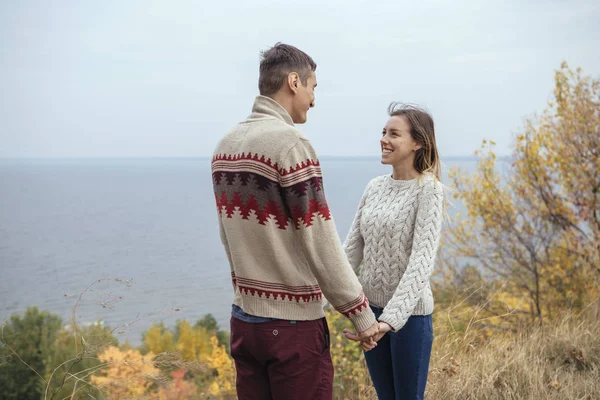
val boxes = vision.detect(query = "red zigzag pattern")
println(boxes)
[212,153,331,230]
[232,274,323,303]
[215,190,331,230]
[212,152,321,176]
[231,273,368,315]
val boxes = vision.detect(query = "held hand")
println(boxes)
[358,322,392,351]
[373,321,392,341]
[343,321,379,342]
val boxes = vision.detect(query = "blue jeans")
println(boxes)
[364,305,434,400]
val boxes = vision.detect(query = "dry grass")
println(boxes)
[422,303,600,400]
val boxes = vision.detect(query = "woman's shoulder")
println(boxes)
[418,173,444,196]
[365,175,388,191]
[370,174,388,185]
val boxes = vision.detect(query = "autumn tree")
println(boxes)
[157,368,198,400]
[445,62,599,325]
[206,335,236,398]
[195,314,230,352]
[141,316,234,396]
[142,322,175,355]
[91,346,159,399]
[175,320,212,362]
[44,322,118,399]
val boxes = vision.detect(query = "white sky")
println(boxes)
[1,0,599,157]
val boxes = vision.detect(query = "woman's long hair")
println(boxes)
[387,102,442,182]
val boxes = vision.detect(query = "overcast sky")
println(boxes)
[1,0,599,158]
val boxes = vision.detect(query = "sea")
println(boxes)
[0,157,505,344]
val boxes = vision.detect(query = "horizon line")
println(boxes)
[0,154,510,160]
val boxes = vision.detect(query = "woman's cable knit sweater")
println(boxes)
[343,173,444,331]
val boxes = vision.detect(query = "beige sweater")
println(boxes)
[343,174,444,331]
[211,96,376,332]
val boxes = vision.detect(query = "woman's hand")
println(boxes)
[358,322,392,351]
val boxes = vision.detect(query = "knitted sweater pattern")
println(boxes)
[212,96,376,332]
[343,174,443,331]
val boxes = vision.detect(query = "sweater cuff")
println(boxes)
[348,306,377,333]
[378,312,405,333]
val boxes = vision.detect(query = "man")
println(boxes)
[211,43,378,400]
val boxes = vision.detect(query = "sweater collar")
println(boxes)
[384,172,435,189]
[251,95,295,127]
[384,174,420,189]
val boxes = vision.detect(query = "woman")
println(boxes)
[343,103,444,400]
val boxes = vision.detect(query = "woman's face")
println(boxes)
[380,115,421,167]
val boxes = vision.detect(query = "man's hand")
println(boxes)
[346,322,393,351]
[343,321,379,347]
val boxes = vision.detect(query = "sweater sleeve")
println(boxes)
[342,180,372,274]
[217,216,235,286]
[379,180,444,331]
[281,140,376,332]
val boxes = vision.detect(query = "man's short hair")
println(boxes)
[259,43,317,96]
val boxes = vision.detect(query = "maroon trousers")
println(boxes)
[230,317,334,400]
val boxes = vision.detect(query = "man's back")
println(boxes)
[213,95,374,325]
[211,43,377,400]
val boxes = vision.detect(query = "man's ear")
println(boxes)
[287,72,300,94]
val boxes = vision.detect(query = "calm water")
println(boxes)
[0,157,486,344]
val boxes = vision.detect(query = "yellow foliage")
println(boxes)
[91,346,159,399]
[325,308,373,399]
[144,322,175,354]
[206,335,236,398]
[176,320,212,362]
[444,63,600,326]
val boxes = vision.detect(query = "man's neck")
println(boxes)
[267,93,294,120]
